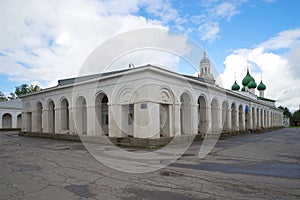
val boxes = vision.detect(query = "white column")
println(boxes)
[253,108,257,130]
[191,104,198,135]
[262,111,265,128]
[86,105,96,136]
[217,107,222,132]
[0,115,2,129]
[12,114,17,128]
[240,111,245,131]
[257,109,261,129]
[108,104,123,137]
[248,108,253,130]
[270,113,272,127]
[31,111,37,132]
[69,107,76,134]
[22,112,27,131]
[173,103,181,136]
[232,109,238,131]
[206,106,212,133]
[42,109,48,133]
[168,104,174,137]
[54,107,61,133]
[227,108,232,131]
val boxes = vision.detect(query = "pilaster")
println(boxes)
[206,106,212,133]
[68,107,76,134]
[174,103,181,136]
[42,109,48,133]
[54,107,61,133]
[227,109,232,131]
[86,105,96,136]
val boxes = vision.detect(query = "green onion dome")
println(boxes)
[242,69,253,86]
[241,86,245,91]
[248,79,257,89]
[257,80,266,91]
[231,81,240,90]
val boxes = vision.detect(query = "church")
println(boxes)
[20,52,283,139]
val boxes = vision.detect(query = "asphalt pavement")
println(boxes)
[0,128,299,200]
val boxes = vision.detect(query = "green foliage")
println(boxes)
[292,110,300,121]
[278,105,292,119]
[15,84,41,97]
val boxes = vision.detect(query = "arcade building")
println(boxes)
[20,53,283,139]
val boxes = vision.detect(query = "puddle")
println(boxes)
[64,184,96,198]
[159,171,183,177]
[16,164,42,172]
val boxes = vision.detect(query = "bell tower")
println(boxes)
[199,51,215,83]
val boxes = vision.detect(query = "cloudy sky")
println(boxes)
[0,0,299,111]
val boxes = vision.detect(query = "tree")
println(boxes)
[0,91,8,101]
[278,106,292,119]
[15,84,41,97]
[292,110,300,121]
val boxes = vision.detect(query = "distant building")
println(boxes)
[283,115,290,127]
[0,99,22,129]
[20,52,283,138]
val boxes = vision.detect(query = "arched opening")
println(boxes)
[198,96,207,135]
[239,105,244,131]
[222,101,229,132]
[35,102,43,132]
[76,96,87,135]
[245,105,250,130]
[61,99,69,131]
[48,101,55,133]
[159,89,173,138]
[231,103,237,131]
[252,107,256,130]
[211,98,219,133]
[180,92,192,135]
[2,113,12,128]
[17,114,22,129]
[95,93,109,136]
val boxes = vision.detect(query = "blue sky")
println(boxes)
[0,0,300,111]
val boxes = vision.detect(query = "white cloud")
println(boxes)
[198,22,220,42]
[217,28,300,112]
[195,0,245,42]
[0,0,189,89]
[259,28,300,50]
[213,2,240,20]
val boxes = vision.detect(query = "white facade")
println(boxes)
[0,99,22,129]
[20,65,283,138]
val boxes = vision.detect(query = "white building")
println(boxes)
[0,99,22,129]
[20,53,283,138]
